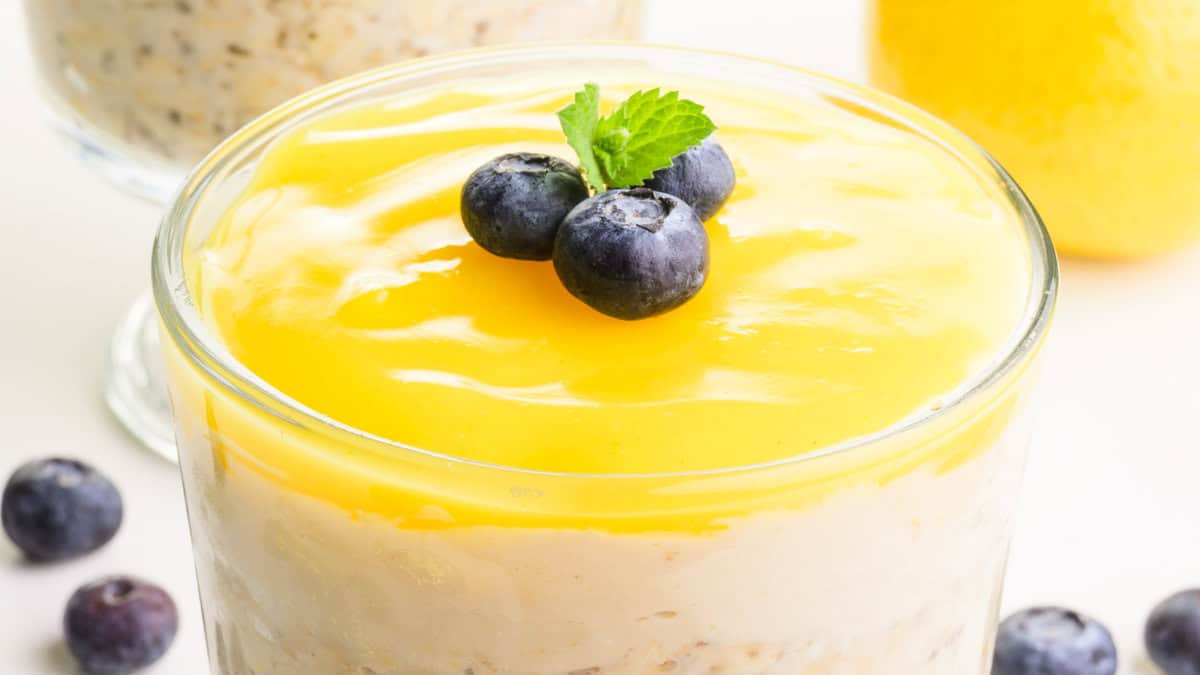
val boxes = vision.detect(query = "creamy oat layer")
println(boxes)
[171,410,1029,674]
[22,0,641,163]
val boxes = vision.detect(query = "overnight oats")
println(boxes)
[154,46,1057,674]
[21,0,642,196]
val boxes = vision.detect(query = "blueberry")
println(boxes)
[992,607,1117,675]
[642,137,736,221]
[553,188,709,320]
[65,576,178,674]
[2,458,123,562]
[461,152,588,260]
[1146,589,1200,675]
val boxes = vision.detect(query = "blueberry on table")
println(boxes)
[992,607,1117,675]
[2,457,123,562]
[1146,589,1200,675]
[553,188,709,320]
[461,152,588,260]
[65,576,178,675]
[643,137,736,221]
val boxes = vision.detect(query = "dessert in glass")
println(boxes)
[869,0,1200,259]
[19,0,643,460]
[154,45,1057,673]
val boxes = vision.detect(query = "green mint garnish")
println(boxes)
[557,84,605,192]
[557,83,716,192]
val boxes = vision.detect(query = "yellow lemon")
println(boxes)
[870,0,1200,259]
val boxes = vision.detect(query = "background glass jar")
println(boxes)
[868,0,1200,259]
[154,44,1056,674]
[24,0,643,198]
[20,0,643,461]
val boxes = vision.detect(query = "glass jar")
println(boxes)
[869,0,1200,259]
[154,44,1056,674]
[23,0,641,200]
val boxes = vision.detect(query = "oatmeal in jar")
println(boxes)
[157,47,1056,673]
[22,0,642,165]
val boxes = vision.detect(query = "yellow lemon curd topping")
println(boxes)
[183,73,1034,531]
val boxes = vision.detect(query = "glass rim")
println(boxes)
[152,41,1059,481]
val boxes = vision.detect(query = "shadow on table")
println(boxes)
[38,638,76,671]
[0,535,22,566]
[1128,653,1162,675]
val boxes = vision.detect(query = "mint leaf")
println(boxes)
[593,125,631,187]
[600,88,715,188]
[556,83,605,192]
[557,84,716,191]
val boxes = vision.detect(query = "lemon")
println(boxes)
[869,0,1200,259]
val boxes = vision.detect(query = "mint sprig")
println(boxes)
[557,84,605,193]
[557,83,716,192]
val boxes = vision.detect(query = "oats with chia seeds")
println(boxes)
[21,0,642,165]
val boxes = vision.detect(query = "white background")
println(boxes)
[2,2,1197,673]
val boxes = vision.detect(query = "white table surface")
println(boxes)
[1,2,1195,673]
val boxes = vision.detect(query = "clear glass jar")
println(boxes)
[22,0,643,201]
[154,45,1057,674]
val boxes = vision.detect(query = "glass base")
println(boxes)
[36,93,182,459]
[105,293,177,462]
[40,94,183,205]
